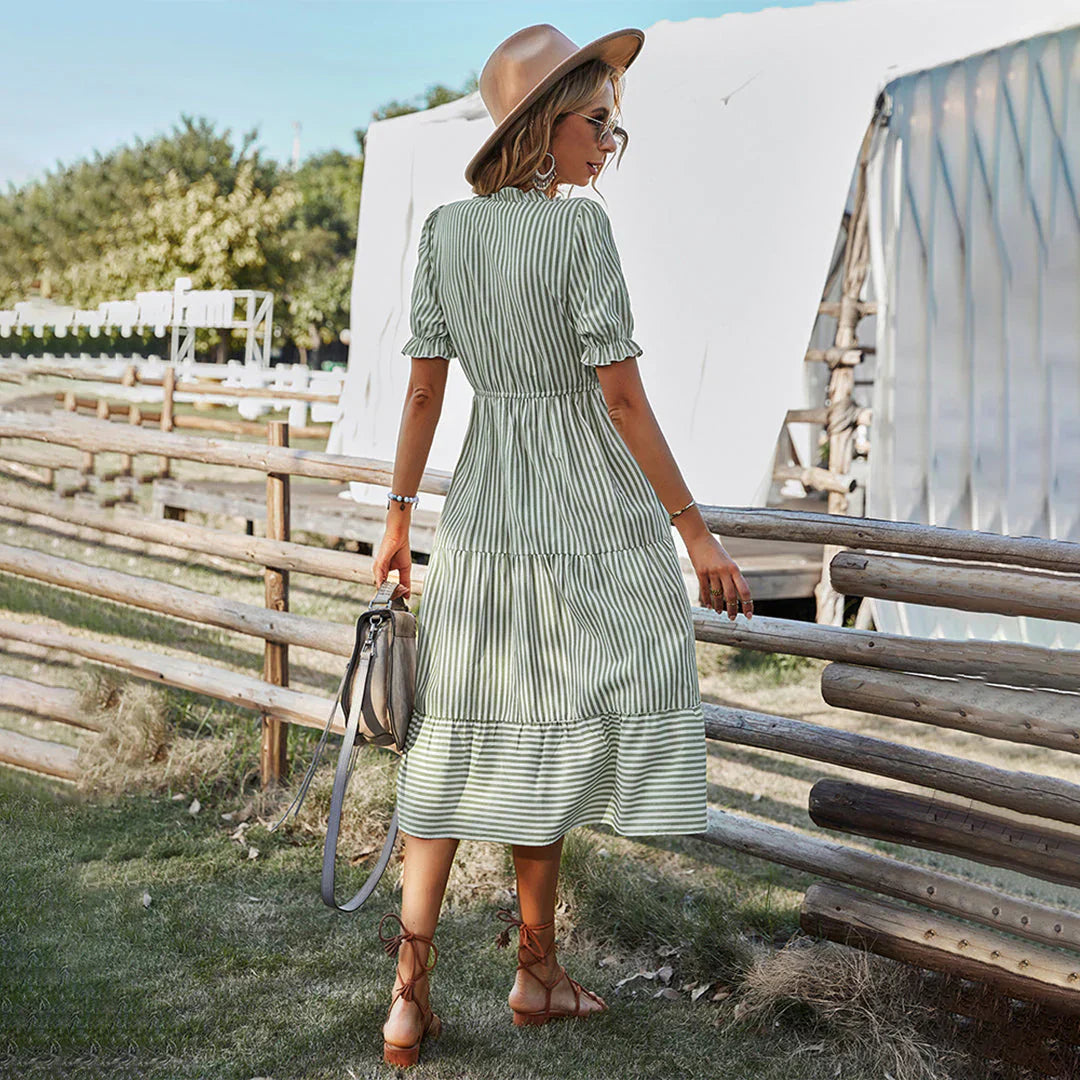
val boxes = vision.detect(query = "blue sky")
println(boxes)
[2,0,825,191]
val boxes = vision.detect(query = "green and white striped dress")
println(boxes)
[396,182,707,845]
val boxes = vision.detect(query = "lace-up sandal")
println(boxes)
[496,908,608,1026]
[379,912,442,1066]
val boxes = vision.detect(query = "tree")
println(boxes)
[0,115,283,309]
[0,76,480,359]
[274,149,364,355]
[58,161,299,303]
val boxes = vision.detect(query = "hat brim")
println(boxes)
[464,28,645,187]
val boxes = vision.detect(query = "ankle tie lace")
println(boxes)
[379,912,438,1004]
[495,907,555,966]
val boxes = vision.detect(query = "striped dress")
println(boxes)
[395,182,707,845]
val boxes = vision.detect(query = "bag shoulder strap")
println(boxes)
[266,591,408,911]
[265,663,349,835]
[321,628,399,911]
[266,604,381,833]
[266,587,407,910]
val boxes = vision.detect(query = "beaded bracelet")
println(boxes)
[387,491,420,509]
[668,498,695,523]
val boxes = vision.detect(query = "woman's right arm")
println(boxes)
[595,357,753,621]
[372,356,449,599]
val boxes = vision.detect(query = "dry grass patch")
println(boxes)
[74,670,241,796]
[733,935,957,1080]
[71,665,516,908]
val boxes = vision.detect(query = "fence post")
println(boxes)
[159,365,175,479]
[813,121,876,627]
[64,391,94,476]
[261,420,290,788]
[95,398,110,482]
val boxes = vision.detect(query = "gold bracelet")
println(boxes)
[668,498,695,522]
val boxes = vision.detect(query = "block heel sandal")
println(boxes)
[496,908,608,1026]
[379,912,442,1067]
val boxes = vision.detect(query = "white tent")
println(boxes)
[329,0,1080,640]
[865,15,1080,646]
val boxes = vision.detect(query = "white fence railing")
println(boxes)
[0,277,274,365]
[0,353,344,426]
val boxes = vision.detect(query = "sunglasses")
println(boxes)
[565,111,621,143]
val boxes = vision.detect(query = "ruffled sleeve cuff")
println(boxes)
[580,336,644,367]
[568,200,644,367]
[401,332,457,360]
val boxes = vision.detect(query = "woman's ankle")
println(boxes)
[395,936,432,969]
[518,930,557,967]
[392,954,432,1001]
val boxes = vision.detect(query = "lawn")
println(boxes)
[4,759,971,1080]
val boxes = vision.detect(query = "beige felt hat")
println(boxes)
[464,23,645,186]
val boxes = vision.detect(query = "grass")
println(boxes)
[723,648,817,687]
[1,663,1002,1080]
[2,758,979,1080]
[0,384,1074,1077]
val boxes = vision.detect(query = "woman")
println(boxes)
[371,23,752,1067]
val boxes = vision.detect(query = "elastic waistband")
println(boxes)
[473,384,597,399]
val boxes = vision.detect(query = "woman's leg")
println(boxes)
[508,836,606,1015]
[383,832,459,1045]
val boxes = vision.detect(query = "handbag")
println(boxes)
[267,578,416,913]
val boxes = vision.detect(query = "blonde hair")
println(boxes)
[470,58,630,201]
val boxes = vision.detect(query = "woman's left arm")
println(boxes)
[372,356,450,599]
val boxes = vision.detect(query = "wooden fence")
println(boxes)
[2,407,1080,1062]
[0,361,338,508]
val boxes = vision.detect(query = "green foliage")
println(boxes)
[5,325,168,358]
[0,115,283,308]
[57,161,301,305]
[275,150,365,350]
[0,74,477,356]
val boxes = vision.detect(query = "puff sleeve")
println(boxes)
[567,199,644,366]
[401,206,458,360]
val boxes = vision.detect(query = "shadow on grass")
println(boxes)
[1,766,954,1080]
[704,741,837,789]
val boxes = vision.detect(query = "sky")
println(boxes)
[1,0,825,191]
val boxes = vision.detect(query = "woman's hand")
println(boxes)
[685,532,753,621]
[372,525,412,601]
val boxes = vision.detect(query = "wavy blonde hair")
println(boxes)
[470,58,630,201]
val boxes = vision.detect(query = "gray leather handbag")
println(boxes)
[268,578,416,913]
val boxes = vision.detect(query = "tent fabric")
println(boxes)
[866,22,1080,647]
[330,0,1080,575]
